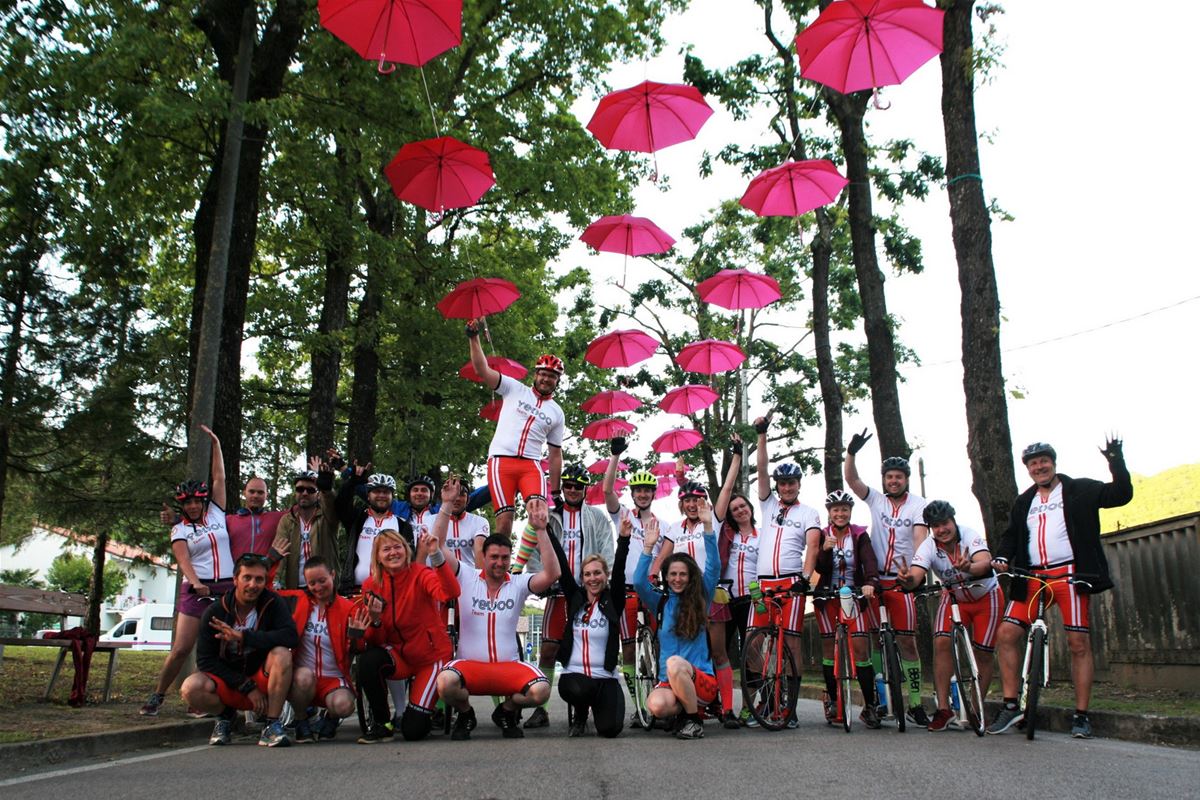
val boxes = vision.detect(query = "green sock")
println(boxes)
[902,659,922,707]
[621,663,637,703]
[870,649,883,675]
[542,664,556,709]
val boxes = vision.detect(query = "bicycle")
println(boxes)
[811,586,868,734]
[739,579,804,731]
[630,593,660,730]
[873,583,908,733]
[908,578,990,736]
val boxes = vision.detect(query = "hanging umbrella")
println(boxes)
[676,339,746,374]
[794,0,944,96]
[655,474,679,500]
[587,480,625,506]
[586,81,714,153]
[437,277,520,320]
[650,461,678,476]
[479,399,502,422]
[385,136,495,213]
[652,428,704,454]
[739,160,849,218]
[587,459,629,474]
[696,269,783,311]
[582,418,637,441]
[458,356,528,383]
[581,390,643,415]
[319,0,463,72]
[581,215,676,257]
[585,330,660,369]
[658,384,720,415]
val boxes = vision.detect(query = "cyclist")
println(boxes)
[270,460,340,590]
[714,435,757,727]
[437,477,490,569]
[814,490,882,729]
[844,429,930,726]
[634,501,719,740]
[141,424,232,717]
[336,467,414,596]
[520,463,614,729]
[896,500,1000,732]
[754,415,821,728]
[988,438,1132,738]
[465,318,565,542]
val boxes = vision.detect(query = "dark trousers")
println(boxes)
[558,672,625,738]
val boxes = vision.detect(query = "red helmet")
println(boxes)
[534,354,565,375]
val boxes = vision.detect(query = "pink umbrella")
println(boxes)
[650,461,678,476]
[739,160,848,218]
[385,136,495,213]
[458,356,528,383]
[581,389,642,415]
[586,81,714,153]
[582,418,637,441]
[587,459,628,474]
[658,384,720,415]
[696,269,783,311]
[585,330,660,369]
[581,215,676,257]
[437,277,520,319]
[587,480,625,506]
[652,428,704,454]
[479,399,501,422]
[319,0,463,72]
[676,339,746,374]
[655,474,679,500]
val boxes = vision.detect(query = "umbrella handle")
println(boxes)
[377,54,396,75]
[871,87,890,111]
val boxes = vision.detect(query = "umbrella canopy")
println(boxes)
[587,480,626,506]
[585,329,660,369]
[696,269,783,311]
[675,339,747,374]
[652,428,704,454]
[458,355,528,383]
[319,0,463,69]
[654,474,679,500]
[658,384,720,415]
[582,418,637,441]
[580,215,676,257]
[385,136,495,212]
[586,81,714,153]
[581,389,643,415]
[479,399,502,422]
[587,459,628,474]
[739,160,849,218]
[437,277,520,320]
[650,461,678,476]
[794,0,944,95]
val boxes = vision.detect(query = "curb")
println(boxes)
[0,719,213,775]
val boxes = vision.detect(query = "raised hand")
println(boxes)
[199,423,219,443]
[847,429,872,456]
[441,475,460,505]
[822,532,835,551]
[527,497,549,531]
[642,517,660,552]
[325,449,345,472]
[465,318,481,338]
[611,436,628,456]
[753,415,771,435]
[416,533,439,561]
[308,454,322,473]
[365,593,384,624]
[1100,434,1124,462]
[160,502,174,527]
[893,555,911,583]
[348,605,370,634]
[697,499,712,528]
[619,516,633,539]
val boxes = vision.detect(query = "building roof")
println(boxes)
[37,524,175,571]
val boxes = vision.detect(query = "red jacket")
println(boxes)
[280,590,361,687]
[361,561,460,667]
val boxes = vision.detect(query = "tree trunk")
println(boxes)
[811,230,844,493]
[939,0,1017,543]
[0,260,31,538]
[346,267,381,467]
[86,528,107,635]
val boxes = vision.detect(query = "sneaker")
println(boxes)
[876,703,889,719]
[208,719,232,745]
[744,712,759,728]
[258,721,291,747]
[317,715,341,741]
[629,712,644,729]
[523,706,550,729]
[785,709,799,729]
[860,705,882,729]
[675,718,704,740]
[357,723,394,744]
[720,711,741,730]
[928,708,956,732]
[186,707,209,719]
[906,706,930,728]
[568,715,587,737]
[463,706,477,731]
[450,710,472,741]
[823,697,837,725]
[491,703,507,729]
[497,709,524,739]
[986,705,1024,735]
[293,718,316,743]
[140,692,165,717]
[1071,714,1093,739]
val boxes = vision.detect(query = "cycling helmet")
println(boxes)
[292,470,318,485]
[366,473,397,492]
[561,464,592,486]
[922,500,956,526]
[1021,442,1057,464]
[627,470,658,488]
[880,456,911,477]
[174,479,209,502]
[825,489,855,508]
[771,463,803,481]
[406,474,436,495]
[677,481,708,499]
[534,354,565,375]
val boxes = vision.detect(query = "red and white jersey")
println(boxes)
[171,503,233,582]
[355,512,401,587]
[296,516,314,588]
[297,604,344,679]
[912,525,997,602]
[487,375,565,460]
[757,496,820,577]
[723,528,759,597]
[562,598,615,679]
[663,519,710,573]
[610,506,663,573]
[823,527,860,589]
[864,489,927,577]
[409,507,435,543]
[559,506,585,581]
[442,511,490,569]
[1026,483,1073,567]
[456,567,536,663]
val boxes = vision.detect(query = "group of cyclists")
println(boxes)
[141,317,1133,746]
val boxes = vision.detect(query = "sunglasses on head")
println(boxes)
[236,552,269,567]
[294,485,318,494]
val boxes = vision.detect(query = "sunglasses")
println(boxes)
[236,552,269,567]
[562,482,585,491]
[294,485,318,494]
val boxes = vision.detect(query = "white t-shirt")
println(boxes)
[562,597,615,679]
[298,604,344,679]
[1026,483,1073,567]
[559,506,585,581]
[442,511,490,569]
[864,488,927,577]
[912,525,997,602]
[757,496,820,577]
[487,374,565,460]
[171,503,233,582]
[355,512,401,586]
[409,506,435,542]
[456,567,536,662]
[610,506,662,580]
[663,519,710,573]
[723,528,759,597]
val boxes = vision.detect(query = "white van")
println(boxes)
[100,603,175,650]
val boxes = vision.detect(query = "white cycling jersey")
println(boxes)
[297,604,344,679]
[911,525,996,602]
[171,503,233,582]
[456,567,536,663]
[1026,483,1073,567]
[863,488,927,577]
[663,518,711,573]
[562,598,615,679]
[355,512,401,587]
[610,506,662,579]
[757,496,820,577]
[487,374,565,460]
[442,511,490,569]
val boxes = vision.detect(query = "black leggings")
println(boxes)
[356,646,434,741]
[558,672,625,738]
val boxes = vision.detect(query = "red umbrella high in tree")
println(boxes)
[675,339,747,375]
[651,427,704,454]
[581,214,676,286]
[739,160,848,219]
[437,277,520,320]
[585,329,660,369]
[658,384,720,415]
[581,389,642,415]
[386,136,495,215]
[696,269,783,311]
[582,418,637,441]
[458,355,528,383]
[586,80,714,180]
[319,0,463,72]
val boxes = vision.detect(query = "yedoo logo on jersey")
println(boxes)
[880,514,914,528]
[180,523,224,542]
[573,616,609,632]
[515,400,556,424]
[472,597,517,613]
[304,618,329,637]
[1029,501,1064,515]
[776,516,811,530]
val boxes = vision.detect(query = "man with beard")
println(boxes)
[271,460,340,591]
[336,468,414,596]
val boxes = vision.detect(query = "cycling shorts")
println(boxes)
[443,659,547,698]
[1002,563,1089,633]
[935,586,1003,652]
[384,646,445,712]
[486,456,547,514]
[204,668,269,711]
[656,665,718,706]
[178,579,234,618]
[748,576,806,633]
[542,593,568,644]
[868,577,917,635]
[814,597,872,639]
[312,676,352,707]
[620,586,656,644]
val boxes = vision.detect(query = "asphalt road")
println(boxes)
[2,697,1196,800]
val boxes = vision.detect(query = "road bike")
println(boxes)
[873,583,909,733]
[811,586,868,734]
[909,579,989,736]
[739,578,804,731]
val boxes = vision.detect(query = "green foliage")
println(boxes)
[1100,464,1200,533]
[44,554,128,604]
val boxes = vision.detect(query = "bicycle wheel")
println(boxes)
[740,627,797,732]
[1025,628,1045,741]
[836,626,853,733]
[953,626,986,736]
[633,625,657,730]
[881,629,906,733]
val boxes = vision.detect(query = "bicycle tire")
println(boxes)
[836,625,853,733]
[633,625,657,730]
[881,628,906,733]
[1025,627,1045,741]
[355,677,373,736]
[953,626,985,736]
[740,627,797,732]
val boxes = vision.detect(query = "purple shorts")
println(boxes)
[178,580,234,618]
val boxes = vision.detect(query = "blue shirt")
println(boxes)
[633,530,720,677]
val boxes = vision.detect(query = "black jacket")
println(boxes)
[336,472,414,593]
[196,588,298,694]
[997,456,1132,598]
[551,533,630,675]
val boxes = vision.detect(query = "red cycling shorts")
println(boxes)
[748,576,806,633]
[312,675,352,707]
[542,593,569,643]
[487,456,547,513]
[1002,563,1090,633]
[868,577,917,635]
[384,646,445,712]
[656,664,718,706]
[204,668,269,711]
[935,587,1003,651]
[814,596,872,638]
[443,659,547,697]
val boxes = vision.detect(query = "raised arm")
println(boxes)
[754,415,771,502]
[603,438,627,514]
[431,477,462,574]
[200,424,226,509]
[715,437,743,523]
[527,499,561,594]
[1098,435,1134,507]
[466,318,501,390]
[699,500,720,596]
[843,429,872,501]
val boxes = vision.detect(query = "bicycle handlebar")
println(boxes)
[995,569,1093,590]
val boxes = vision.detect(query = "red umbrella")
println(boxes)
[650,461,678,476]
[587,81,714,153]
[437,277,520,320]
[696,269,783,311]
[582,418,637,441]
[676,339,746,374]
[587,480,625,506]
[585,330,660,369]
[655,474,679,500]
[479,399,502,422]
[385,136,495,213]
[587,459,628,474]
[581,215,676,257]
[739,160,848,218]
[319,0,463,71]
[458,356,528,383]
[581,390,643,415]
[658,384,720,415]
[652,428,704,454]
[794,0,944,95]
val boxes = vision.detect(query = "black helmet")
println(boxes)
[1021,442,1057,464]
[922,500,956,526]
[174,479,209,502]
[677,481,708,499]
[561,464,592,487]
[880,456,911,477]
[771,463,803,480]
[407,474,437,496]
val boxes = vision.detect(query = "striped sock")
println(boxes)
[513,524,539,569]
